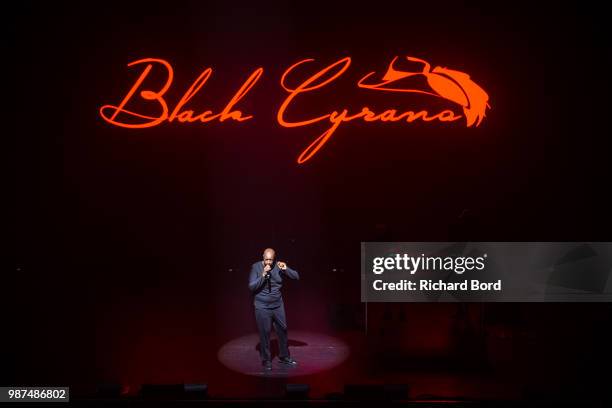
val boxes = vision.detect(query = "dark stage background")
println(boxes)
[8,0,612,401]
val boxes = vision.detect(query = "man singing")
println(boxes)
[248,248,299,371]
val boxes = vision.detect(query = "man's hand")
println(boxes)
[277,261,287,270]
[262,264,272,277]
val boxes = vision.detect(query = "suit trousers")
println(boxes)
[254,303,290,362]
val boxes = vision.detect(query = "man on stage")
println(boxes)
[248,248,299,371]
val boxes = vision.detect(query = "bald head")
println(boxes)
[262,248,276,267]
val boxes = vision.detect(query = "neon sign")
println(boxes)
[100,56,490,164]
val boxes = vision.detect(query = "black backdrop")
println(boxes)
[9,0,612,398]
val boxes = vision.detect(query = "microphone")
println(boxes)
[264,265,272,279]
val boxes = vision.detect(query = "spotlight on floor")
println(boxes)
[285,383,310,399]
[140,384,208,400]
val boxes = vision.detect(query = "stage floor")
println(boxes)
[208,330,522,400]
[77,329,580,401]
[218,331,350,377]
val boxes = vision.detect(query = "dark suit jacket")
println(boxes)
[248,261,299,309]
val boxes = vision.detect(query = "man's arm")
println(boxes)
[248,263,266,292]
[282,266,300,280]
